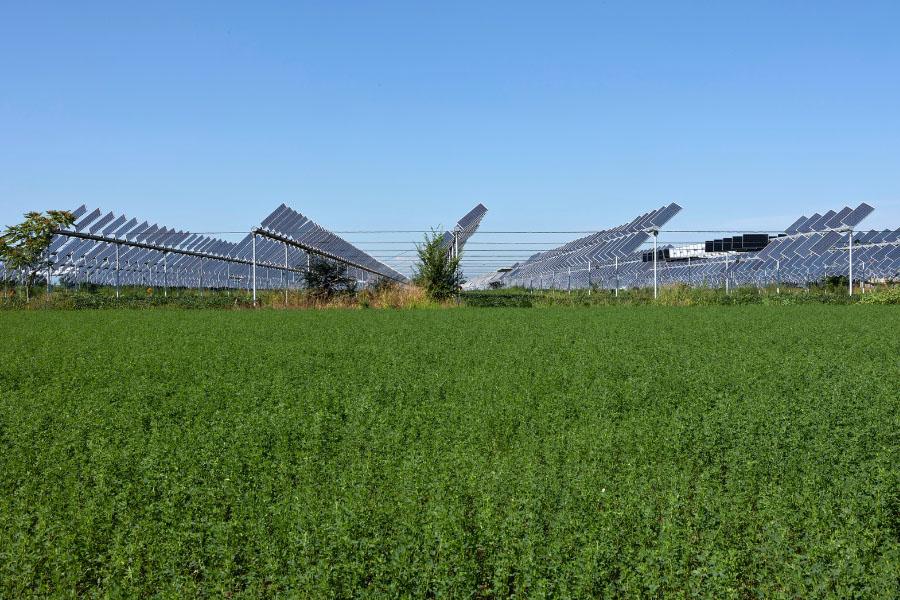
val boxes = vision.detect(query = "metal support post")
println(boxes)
[284,242,289,305]
[252,233,257,305]
[115,244,120,298]
[587,260,591,294]
[453,232,460,294]
[652,230,658,299]
[776,259,780,295]
[725,253,730,294]
[615,256,619,297]
[847,228,853,296]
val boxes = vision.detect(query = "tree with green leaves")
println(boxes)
[0,210,75,302]
[303,256,357,299]
[413,230,463,300]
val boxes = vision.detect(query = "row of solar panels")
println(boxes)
[501,203,682,280]
[440,203,488,255]
[258,204,406,281]
[0,203,408,288]
[482,202,899,290]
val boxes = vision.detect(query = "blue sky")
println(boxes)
[2,1,899,274]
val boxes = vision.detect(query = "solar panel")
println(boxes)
[498,203,681,288]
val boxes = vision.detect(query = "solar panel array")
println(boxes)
[3,203,406,290]
[4,200,898,293]
[472,202,899,291]
[256,204,407,282]
[441,203,488,255]
[645,203,886,289]
[499,203,682,289]
[727,203,875,285]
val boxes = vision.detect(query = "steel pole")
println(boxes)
[848,229,853,296]
[252,233,257,305]
[454,232,460,292]
[284,242,289,305]
[115,244,120,298]
[776,259,780,295]
[725,253,730,294]
[587,260,591,294]
[652,231,658,299]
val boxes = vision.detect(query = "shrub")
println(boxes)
[412,231,462,300]
[303,258,357,299]
[858,286,900,305]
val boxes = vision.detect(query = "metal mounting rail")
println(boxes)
[53,228,305,274]
[251,227,407,282]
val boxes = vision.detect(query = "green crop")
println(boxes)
[1,307,898,597]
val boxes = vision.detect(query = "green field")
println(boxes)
[2,307,898,597]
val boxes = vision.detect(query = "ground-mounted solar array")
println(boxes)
[440,203,488,258]
[467,201,900,290]
[0,204,406,295]
[2,199,899,293]
[493,203,681,289]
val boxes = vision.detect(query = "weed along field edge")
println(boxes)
[2,306,899,596]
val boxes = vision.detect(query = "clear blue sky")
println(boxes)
[2,1,899,274]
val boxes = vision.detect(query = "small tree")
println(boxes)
[0,210,75,302]
[413,230,463,300]
[303,257,356,299]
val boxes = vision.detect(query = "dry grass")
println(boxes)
[260,284,445,310]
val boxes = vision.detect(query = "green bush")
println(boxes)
[858,286,900,305]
